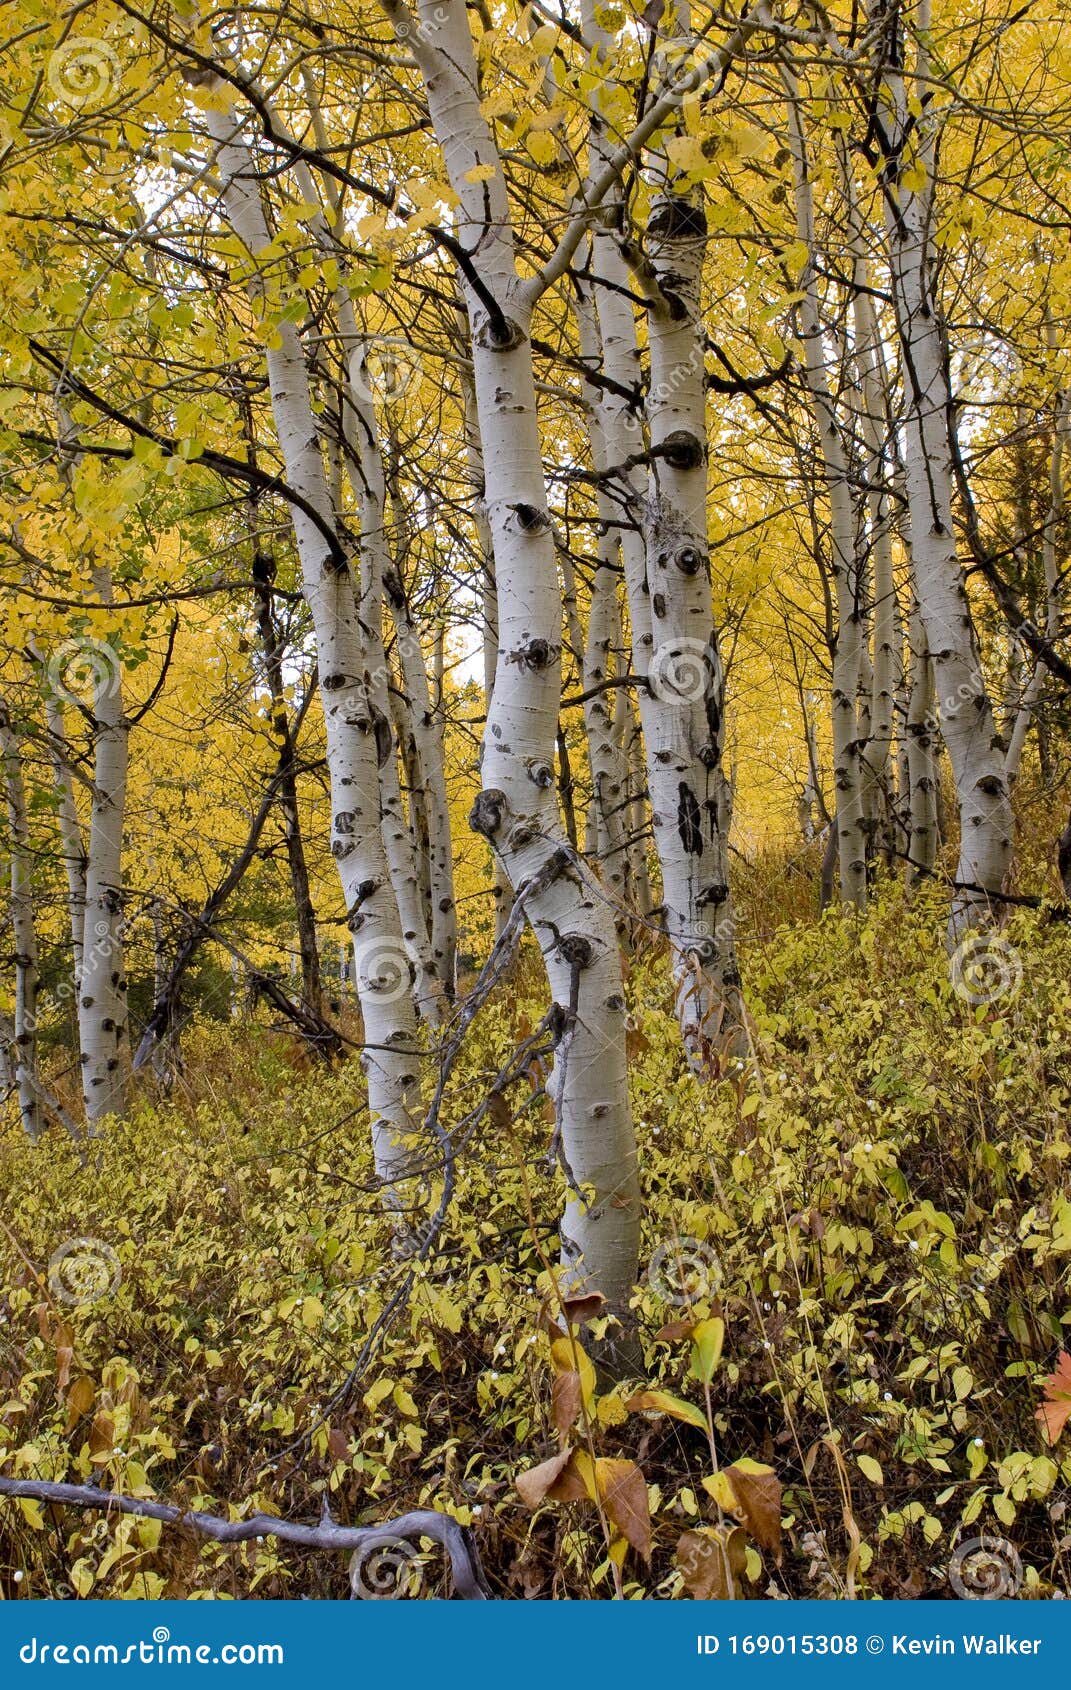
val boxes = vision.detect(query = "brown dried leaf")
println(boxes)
[88,1410,114,1460]
[552,1370,581,1438]
[595,1458,651,1561]
[560,1291,605,1326]
[515,1448,587,1508]
[65,1376,95,1424]
[655,1319,695,1343]
[677,1524,747,1599]
[725,1459,782,1558]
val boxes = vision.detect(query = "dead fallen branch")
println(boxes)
[0,1478,491,1599]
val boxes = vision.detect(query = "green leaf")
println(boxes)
[690,1317,725,1384]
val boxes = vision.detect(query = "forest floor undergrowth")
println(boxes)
[2,881,1070,1600]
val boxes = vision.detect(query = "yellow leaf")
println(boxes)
[626,1390,707,1431]
[857,1454,884,1486]
[300,1297,324,1330]
[690,1317,725,1384]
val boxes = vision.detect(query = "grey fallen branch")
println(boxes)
[0,1478,490,1600]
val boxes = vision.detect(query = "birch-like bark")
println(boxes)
[383,559,457,999]
[342,347,444,1026]
[876,1,1013,931]
[848,197,902,861]
[52,402,130,1125]
[784,78,868,907]
[382,0,640,1319]
[77,620,129,1127]
[1004,377,1067,785]
[0,704,41,1140]
[205,99,427,1211]
[246,504,322,1018]
[459,361,511,941]
[574,276,636,920]
[905,594,939,887]
[616,4,744,1059]
[40,684,86,999]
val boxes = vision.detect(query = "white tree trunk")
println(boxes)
[341,347,444,1026]
[78,630,129,1127]
[383,0,640,1319]
[459,362,512,942]
[206,101,427,1212]
[879,4,1013,931]
[574,276,637,922]
[1004,377,1067,785]
[784,81,868,908]
[384,563,457,999]
[0,703,42,1139]
[40,681,87,998]
[845,160,902,858]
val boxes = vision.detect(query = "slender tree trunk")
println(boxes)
[0,704,42,1140]
[383,561,457,998]
[784,79,868,908]
[40,682,87,999]
[342,347,444,1026]
[77,628,130,1127]
[848,210,902,866]
[905,595,939,887]
[575,276,633,924]
[876,1,1013,932]
[206,100,427,1216]
[383,0,640,1320]
[634,31,743,1060]
[246,502,323,1018]
[1004,377,1067,785]
[459,362,512,943]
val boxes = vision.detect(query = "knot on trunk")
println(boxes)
[516,637,553,670]
[698,882,729,907]
[557,934,594,969]
[660,430,705,473]
[677,782,703,854]
[508,502,551,535]
[473,312,527,352]
[469,787,506,838]
[649,195,707,244]
[526,758,554,788]
[507,820,538,851]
